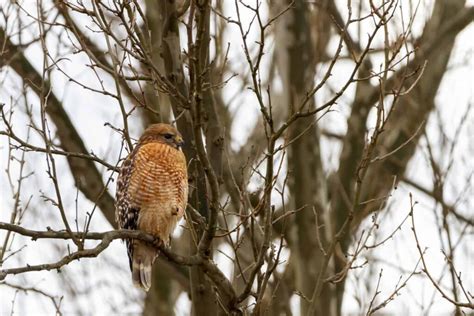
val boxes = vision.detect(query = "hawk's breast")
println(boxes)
[128,142,187,218]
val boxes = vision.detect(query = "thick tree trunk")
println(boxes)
[273,1,335,314]
[143,1,220,315]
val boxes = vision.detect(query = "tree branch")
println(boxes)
[0,27,117,227]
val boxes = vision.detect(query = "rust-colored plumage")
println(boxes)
[115,123,188,291]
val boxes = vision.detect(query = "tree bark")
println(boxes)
[273,1,334,314]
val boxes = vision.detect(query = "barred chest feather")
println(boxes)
[116,141,188,242]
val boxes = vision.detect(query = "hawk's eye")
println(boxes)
[163,133,173,140]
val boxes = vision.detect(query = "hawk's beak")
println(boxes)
[176,136,184,148]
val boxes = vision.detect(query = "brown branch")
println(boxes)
[0,27,117,227]
[192,0,222,255]
[410,196,474,310]
[0,222,199,274]
[1,282,62,313]
[54,1,145,108]
[365,6,474,109]
[0,221,239,311]
[355,1,473,225]
[402,177,474,227]
[0,111,117,172]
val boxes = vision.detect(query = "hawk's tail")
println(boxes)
[131,241,158,291]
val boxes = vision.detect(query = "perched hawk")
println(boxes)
[115,123,188,291]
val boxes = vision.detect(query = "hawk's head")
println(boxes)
[139,123,184,149]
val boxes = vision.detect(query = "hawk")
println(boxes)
[115,123,188,291]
